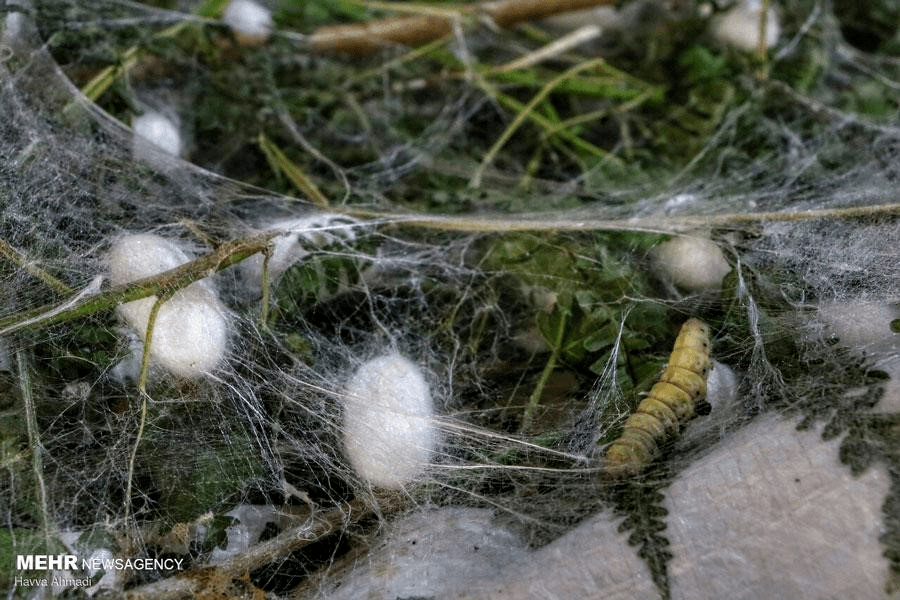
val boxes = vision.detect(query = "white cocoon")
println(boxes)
[132,111,183,161]
[223,0,273,46]
[679,360,741,449]
[342,354,437,488]
[652,236,732,293]
[107,234,228,378]
[705,359,738,410]
[3,0,34,46]
[711,0,781,52]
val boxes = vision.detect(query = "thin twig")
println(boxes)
[0,238,73,296]
[258,134,331,208]
[123,391,149,527]
[756,0,771,79]
[18,350,54,553]
[521,309,566,432]
[124,293,171,525]
[0,233,276,336]
[308,0,617,54]
[137,295,171,393]
[345,202,900,233]
[124,498,383,600]
[490,24,601,74]
[259,247,272,326]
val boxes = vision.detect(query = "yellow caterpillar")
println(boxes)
[605,318,711,478]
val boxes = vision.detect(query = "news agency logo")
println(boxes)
[16,554,78,570]
[13,554,185,589]
[13,555,90,589]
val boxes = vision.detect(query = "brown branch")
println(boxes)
[0,233,276,336]
[481,0,615,26]
[309,14,455,54]
[123,498,389,600]
[308,0,616,54]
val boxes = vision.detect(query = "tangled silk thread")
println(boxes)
[605,318,711,478]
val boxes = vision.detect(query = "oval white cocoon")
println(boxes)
[342,354,437,488]
[653,236,732,293]
[223,0,273,46]
[706,360,738,411]
[108,234,228,378]
[711,0,781,52]
[132,111,183,164]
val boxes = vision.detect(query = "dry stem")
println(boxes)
[308,0,616,54]
[0,233,276,336]
[1,203,897,338]
[124,499,384,599]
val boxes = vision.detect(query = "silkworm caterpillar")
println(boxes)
[605,318,711,478]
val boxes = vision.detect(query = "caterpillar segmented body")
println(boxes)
[605,318,711,478]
